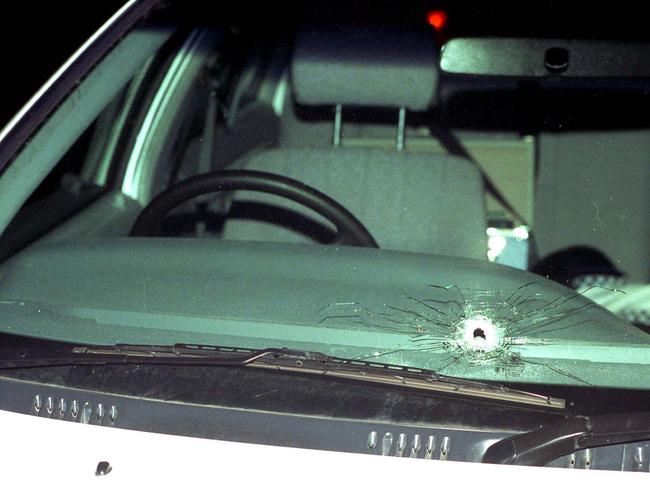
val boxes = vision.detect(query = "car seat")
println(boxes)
[222,26,487,259]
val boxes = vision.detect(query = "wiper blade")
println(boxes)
[1,342,565,410]
[483,411,650,465]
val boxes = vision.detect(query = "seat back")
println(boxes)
[224,148,487,258]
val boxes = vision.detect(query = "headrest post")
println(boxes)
[333,104,343,147]
[396,107,406,151]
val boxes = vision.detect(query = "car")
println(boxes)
[1,0,650,484]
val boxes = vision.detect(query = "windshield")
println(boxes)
[0,1,649,396]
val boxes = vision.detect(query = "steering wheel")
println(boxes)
[130,170,379,248]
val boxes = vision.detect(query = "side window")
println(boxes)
[0,87,130,262]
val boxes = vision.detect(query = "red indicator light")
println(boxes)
[427,10,448,30]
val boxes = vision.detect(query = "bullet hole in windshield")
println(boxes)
[319,282,609,386]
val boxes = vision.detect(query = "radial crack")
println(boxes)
[320,282,599,385]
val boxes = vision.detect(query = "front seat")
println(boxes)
[223,26,487,260]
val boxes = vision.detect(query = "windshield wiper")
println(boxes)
[0,341,565,410]
[483,411,650,465]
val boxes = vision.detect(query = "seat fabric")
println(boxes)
[222,147,487,259]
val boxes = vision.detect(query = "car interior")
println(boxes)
[146,16,650,288]
[3,9,649,279]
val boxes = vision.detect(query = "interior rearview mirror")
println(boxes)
[440,38,650,78]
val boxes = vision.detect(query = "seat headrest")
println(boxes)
[291,26,438,111]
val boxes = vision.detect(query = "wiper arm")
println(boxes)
[0,342,565,410]
[483,411,650,465]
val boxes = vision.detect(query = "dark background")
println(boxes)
[2,1,649,129]
[0,2,125,128]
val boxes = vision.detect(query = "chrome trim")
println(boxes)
[122,29,209,202]
[94,58,154,186]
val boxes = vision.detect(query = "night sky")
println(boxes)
[1,2,125,127]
